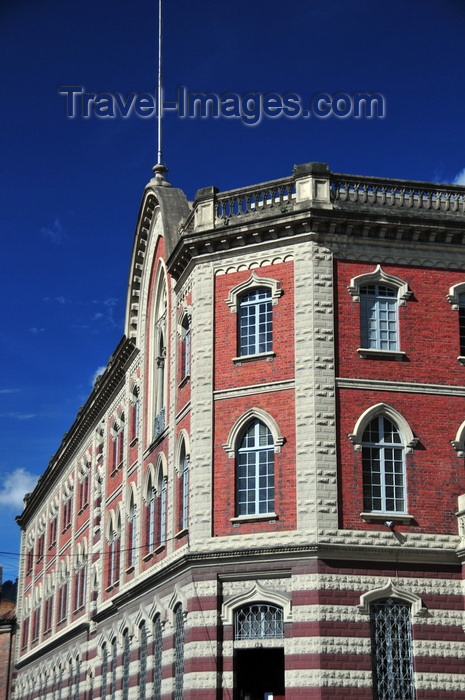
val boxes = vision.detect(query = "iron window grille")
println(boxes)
[371,598,415,700]
[236,420,275,516]
[234,603,284,640]
[138,622,147,700]
[362,416,406,513]
[239,288,272,356]
[122,631,130,700]
[153,616,163,700]
[174,606,185,700]
[360,284,398,350]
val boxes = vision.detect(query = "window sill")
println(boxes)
[360,512,414,525]
[175,528,188,539]
[230,513,278,525]
[125,565,135,574]
[233,351,275,366]
[457,356,465,366]
[357,348,407,361]
[129,437,139,447]
[178,374,190,389]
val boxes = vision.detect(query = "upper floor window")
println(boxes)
[360,284,398,351]
[130,387,140,442]
[446,282,465,362]
[62,496,72,532]
[348,265,411,358]
[371,598,415,700]
[362,416,406,514]
[107,515,121,587]
[152,615,163,700]
[226,271,283,361]
[127,494,137,569]
[239,288,272,356]
[181,445,189,531]
[236,420,274,517]
[48,516,58,549]
[181,317,191,378]
[111,417,124,470]
[78,470,90,511]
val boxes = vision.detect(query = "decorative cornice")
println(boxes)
[336,376,465,396]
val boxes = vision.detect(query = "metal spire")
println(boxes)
[152,0,169,184]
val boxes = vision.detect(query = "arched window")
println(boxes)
[370,598,415,700]
[101,643,108,700]
[146,475,155,552]
[239,288,272,356]
[130,386,140,442]
[145,470,166,551]
[110,638,117,700]
[173,605,184,700]
[362,416,406,513]
[158,472,167,546]
[234,603,284,640]
[236,420,274,516]
[127,493,137,569]
[122,630,130,700]
[360,283,398,351]
[108,514,121,587]
[138,622,147,700]
[180,315,191,379]
[152,615,162,700]
[152,267,167,440]
[179,441,189,531]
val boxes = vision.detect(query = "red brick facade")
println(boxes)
[13,164,465,700]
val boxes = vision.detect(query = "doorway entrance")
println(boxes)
[234,647,285,700]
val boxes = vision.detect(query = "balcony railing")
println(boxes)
[331,174,465,213]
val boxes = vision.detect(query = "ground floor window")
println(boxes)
[370,598,415,700]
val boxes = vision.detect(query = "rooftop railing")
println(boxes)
[331,173,465,212]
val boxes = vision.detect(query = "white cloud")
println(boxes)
[40,217,66,244]
[453,168,465,186]
[0,412,36,420]
[91,366,107,386]
[0,468,39,510]
[0,389,19,395]
[29,327,46,334]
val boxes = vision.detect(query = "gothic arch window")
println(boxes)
[361,415,406,514]
[111,414,124,471]
[179,310,191,380]
[348,265,411,358]
[138,622,147,700]
[122,630,130,700]
[236,419,275,517]
[226,272,282,359]
[234,603,284,640]
[100,643,108,700]
[130,385,140,442]
[370,598,415,700]
[151,265,168,440]
[447,281,465,361]
[349,404,417,519]
[177,437,189,532]
[152,615,163,700]
[110,638,117,700]
[173,605,185,700]
[107,512,121,587]
[127,488,137,569]
[73,541,87,611]
[144,463,166,553]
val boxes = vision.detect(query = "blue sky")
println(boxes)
[1,0,465,581]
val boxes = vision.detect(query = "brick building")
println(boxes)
[13,162,465,699]
[0,570,16,700]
